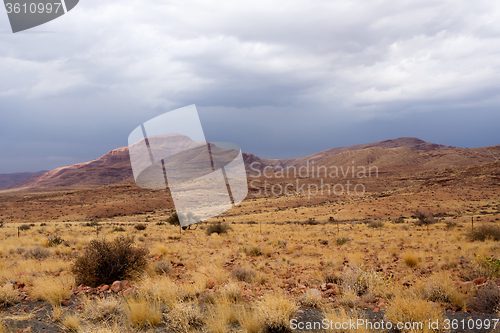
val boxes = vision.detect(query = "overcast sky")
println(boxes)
[1,0,500,173]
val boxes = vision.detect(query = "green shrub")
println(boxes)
[206,223,231,236]
[336,237,350,246]
[71,236,148,287]
[47,236,64,247]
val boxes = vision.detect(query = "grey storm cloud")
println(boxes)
[0,0,500,172]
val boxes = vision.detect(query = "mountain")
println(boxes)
[0,171,48,189]
[2,137,498,190]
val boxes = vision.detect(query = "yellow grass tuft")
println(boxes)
[256,292,298,332]
[385,294,447,333]
[31,274,74,306]
[62,313,81,332]
[402,252,420,268]
[122,296,162,328]
[237,306,261,333]
[0,284,19,308]
[138,275,180,309]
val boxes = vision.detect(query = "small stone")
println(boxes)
[324,288,336,296]
[285,278,296,287]
[110,281,123,292]
[473,277,486,285]
[373,307,380,313]
[206,280,217,289]
[61,300,70,307]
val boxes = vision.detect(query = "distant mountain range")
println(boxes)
[0,170,48,189]
[1,137,499,190]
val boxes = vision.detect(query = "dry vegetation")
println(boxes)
[0,159,498,331]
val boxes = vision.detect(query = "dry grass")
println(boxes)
[256,292,298,332]
[301,288,323,308]
[402,251,420,268]
[385,294,447,332]
[122,296,162,328]
[416,272,472,311]
[31,274,74,306]
[82,296,122,322]
[204,301,238,333]
[0,284,19,309]
[166,302,203,333]
[138,275,180,308]
[62,313,81,332]
[237,306,262,333]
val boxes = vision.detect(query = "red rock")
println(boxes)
[473,277,486,285]
[285,278,296,287]
[320,261,326,266]
[35,306,43,310]
[110,281,123,292]
[324,288,336,296]
[61,300,70,306]
[122,288,135,296]
[206,280,217,289]
[320,283,327,291]
[326,283,335,289]
[373,308,380,313]
[100,284,109,291]
[15,272,26,277]
[121,280,130,289]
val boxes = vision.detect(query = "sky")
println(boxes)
[1,0,500,173]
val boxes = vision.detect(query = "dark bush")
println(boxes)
[413,211,436,226]
[368,220,384,228]
[71,236,148,287]
[394,217,405,224]
[167,212,180,226]
[206,223,231,236]
[19,224,31,231]
[474,283,500,312]
[134,223,147,231]
[39,223,47,227]
[231,267,256,283]
[302,218,319,225]
[113,227,125,232]
[155,221,165,226]
[335,237,350,246]
[445,221,457,229]
[468,224,500,241]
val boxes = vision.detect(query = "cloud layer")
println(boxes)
[1,0,500,172]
